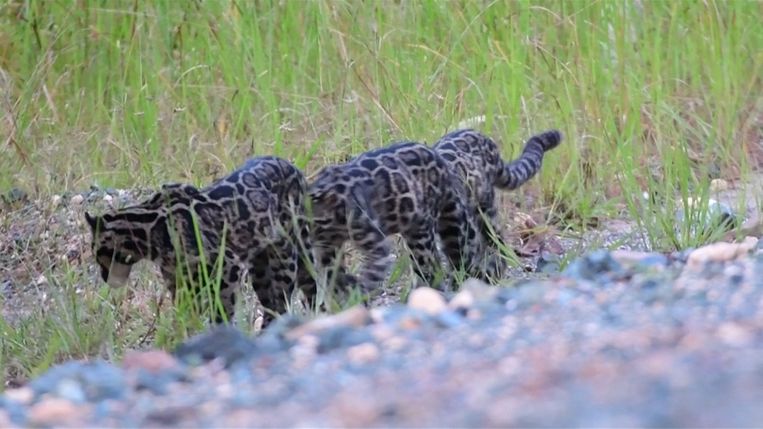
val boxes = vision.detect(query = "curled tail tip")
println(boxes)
[536,129,563,151]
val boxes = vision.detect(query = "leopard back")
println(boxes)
[308,141,484,292]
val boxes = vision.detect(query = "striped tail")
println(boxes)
[496,130,562,190]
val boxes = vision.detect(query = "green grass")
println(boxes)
[1,0,762,387]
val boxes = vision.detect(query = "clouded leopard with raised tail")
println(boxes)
[433,128,563,277]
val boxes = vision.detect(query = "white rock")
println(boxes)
[69,194,84,205]
[686,237,758,268]
[407,287,447,315]
[710,178,729,192]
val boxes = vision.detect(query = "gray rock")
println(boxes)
[2,188,27,205]
[0,396,27,426]
[29,361,126,403]
[536,250,562,273]
[675,198,739,237]
[316,326,375,354]
[174,325,258,367]
[563,250,624,281]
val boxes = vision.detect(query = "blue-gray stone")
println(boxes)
[174,325,258,368]
[0,397,27,426]
[316,326,374,354]
[563,250,624,281]
[29,361,126,402]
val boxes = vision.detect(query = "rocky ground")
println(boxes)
[2,236,763,427]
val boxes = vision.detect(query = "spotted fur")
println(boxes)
[85,156,316,326]
[433,129,563,275]
[307,141,490,294]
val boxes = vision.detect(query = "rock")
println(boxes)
[102,194,114,206]
[3,388,33,405]
[536,250,562,273]
[123,351,185,394]
[316,326,375,354]
[434,310,465,328]
[27,397,83,427]
[449,289,475,310]
[69,194,84,206]
[123,350,179,374]
[675,197,738,236]
[709,178,729,192]
[54,379,86,403]
[0,410,14,428]
[51,194,62,207]
[611,250,669,270]
[686,237,758,269]
[407,287,447,315]
[346,342,381,364]
[174,325,257,368]
[716,322,753,347]
[285,306,371,341]
[29,361,126,403]
[563,249,624,281]
[0,396,27,426]
[3,188,27,205]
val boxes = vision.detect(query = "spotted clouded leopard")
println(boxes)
[85,156,316,326]
[433,128,563,275]
[307,141,490,294]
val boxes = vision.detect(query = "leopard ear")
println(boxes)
[84,211,98,230]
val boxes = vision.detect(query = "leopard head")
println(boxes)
[307,165,351,221]
[84,186,189,288]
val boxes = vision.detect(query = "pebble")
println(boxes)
[69,194,84,205]
[448,289,475,310]
[316,326,375,354]
[0,397,26,427]
[123,350,179,374]
[174,326,258,368]
[407,287,447,315]
[675,197,738,236]
[286,306,371,341]
[346,342,381,364]
[3,188,27,205]
[0,410,13,428]
[27,397,83,426]
[611,250,669,270]
[29,361,126,403]
[562,249,624,281]
[709,178,729,192]
[3,388,33,405]
[536,250,562,273]
[51,194,62,207]
[686,237,757,268]
[716,322,753,347]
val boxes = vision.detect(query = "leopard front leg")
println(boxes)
[402,217,446,290]
[312,242,360,302]
[250,238,298,327]
[476,204,508,280]
[437,196,487,283]
[159,254,240,324]
[348,207,394,294]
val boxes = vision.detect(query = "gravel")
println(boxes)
[2,238,763,427]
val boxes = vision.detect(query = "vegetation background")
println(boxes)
[0,0,761,387]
